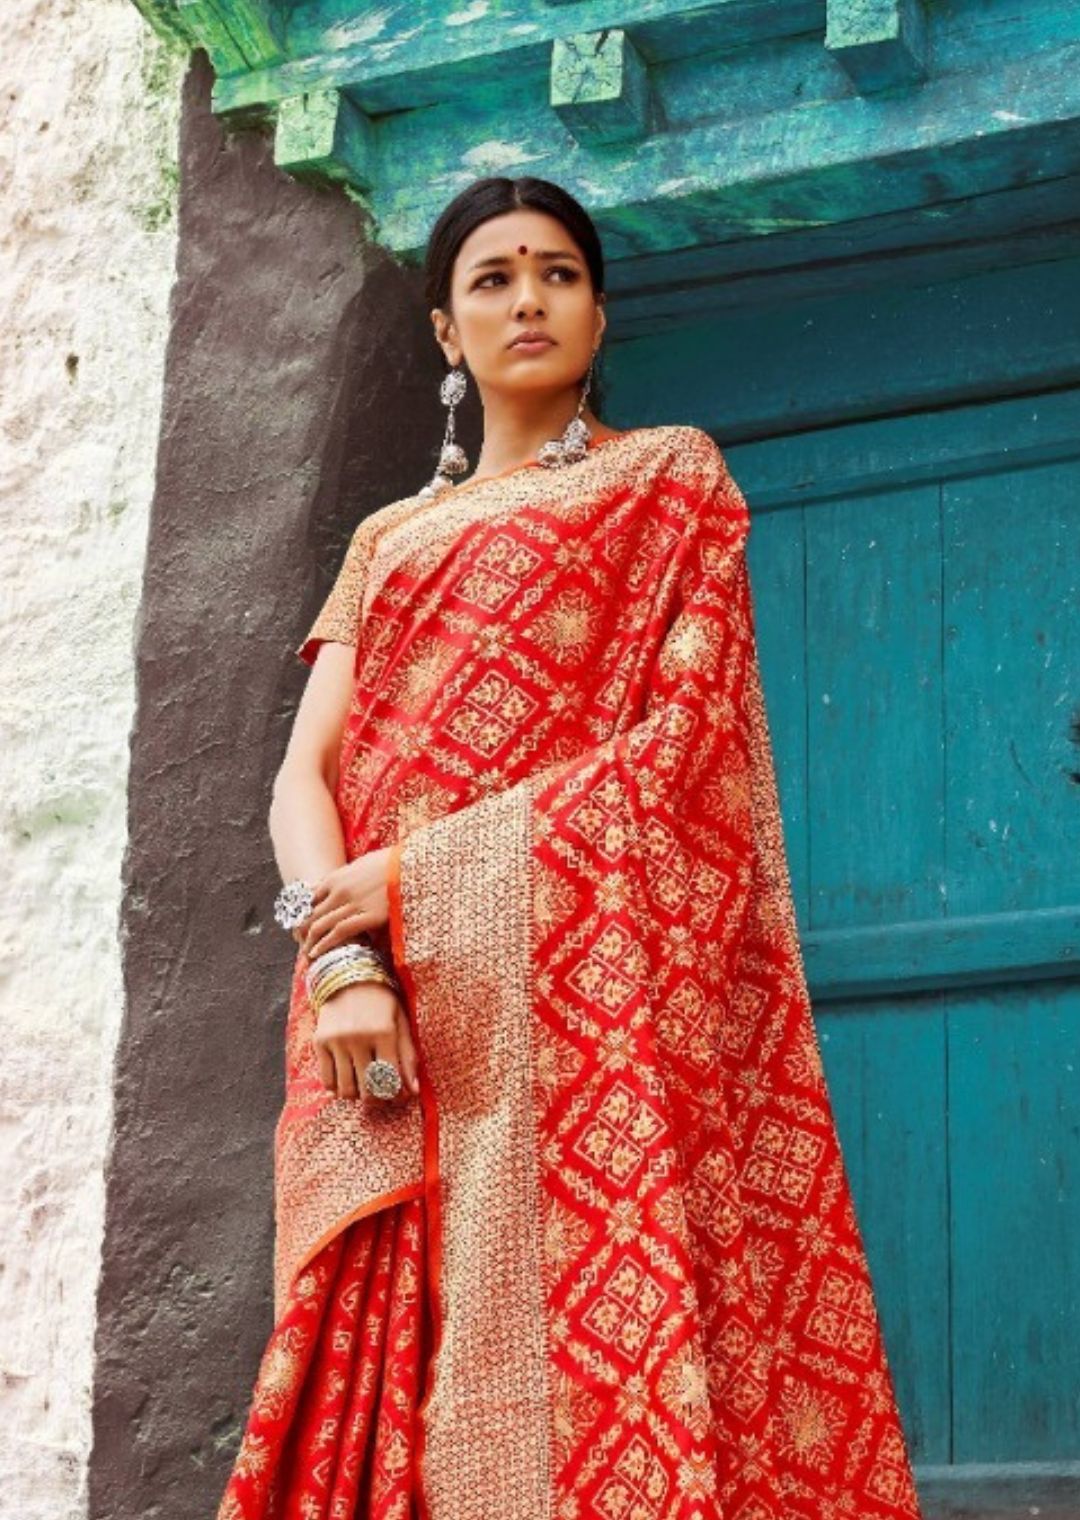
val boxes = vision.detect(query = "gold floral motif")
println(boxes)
[251,1326,305,1422]
[233,1431,270,1479]
[776,1374,850,1473]
[295,515,381,664]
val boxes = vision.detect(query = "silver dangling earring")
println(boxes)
[537,351,597,469]
[419,365,470,500]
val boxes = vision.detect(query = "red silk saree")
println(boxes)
[217,425,923,1520]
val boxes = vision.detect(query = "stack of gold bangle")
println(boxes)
[306,939,402,1018]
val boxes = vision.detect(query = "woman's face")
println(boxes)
[433,207,605,396]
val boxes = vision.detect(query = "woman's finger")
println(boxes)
[332,1042,358,1100]
[395,1006,421,1095]
[306,910,371,958]
[316,1042,336,1093]
[304,902,355,942]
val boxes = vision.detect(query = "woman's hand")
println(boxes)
[314,980,420,1100]
[292,846,393,959]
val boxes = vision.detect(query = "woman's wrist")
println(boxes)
[306,936,402,1016]
[319,977,398,1010]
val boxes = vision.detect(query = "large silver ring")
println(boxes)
[364,1058,403,1101]
[274,878,314,932]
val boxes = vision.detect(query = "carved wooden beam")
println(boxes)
[126,0,1080,310]
[550,29,652,145]
[140,0,287,73]
[211,1,821,118]
[368,40,1080,260]
[825,0,929,94]
[274,87,375,189]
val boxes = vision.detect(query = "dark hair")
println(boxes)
[423,176,607,413]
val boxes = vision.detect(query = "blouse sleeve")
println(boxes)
[294,521,373,667]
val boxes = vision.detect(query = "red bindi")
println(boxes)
[518,244,528,254]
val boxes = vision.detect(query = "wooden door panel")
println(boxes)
[749,503,809,915]
[820,996,951,1465]
[948,979,1080,1459]
[741,392,1080,1469]
[944,459,1080,916]
[805,485,944,931]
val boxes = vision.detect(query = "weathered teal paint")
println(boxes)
[550,28,652,144]
[130,0,1080,297]
[608,257,1080,435]
[274,86,375,187]
[825,0,928,91]
[143,0,286,70]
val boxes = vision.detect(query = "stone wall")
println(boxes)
[0,1,185,1515]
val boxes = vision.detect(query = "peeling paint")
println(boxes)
[321,9,391,50]
[445,0,489,26]
[369,27,423,61]
[461,138,546,172]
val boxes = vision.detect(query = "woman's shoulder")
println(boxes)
[632,423,749,535]
[341,426,735,542]
[344,485,437,543]
[629,423,738,489]
[627,422,731,472]
[631,422,715,447]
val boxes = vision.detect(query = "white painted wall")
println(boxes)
[0,2,185,1513]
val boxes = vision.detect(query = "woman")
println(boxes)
[217,176,924,1520]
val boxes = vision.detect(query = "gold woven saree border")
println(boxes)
[272,958,426,1323]
[393,781,553,1520]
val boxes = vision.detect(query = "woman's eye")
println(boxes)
[474,267,579,289]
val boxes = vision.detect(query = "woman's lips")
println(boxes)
[510,338,555,354]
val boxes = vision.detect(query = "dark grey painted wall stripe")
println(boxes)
[90,50,445,1518]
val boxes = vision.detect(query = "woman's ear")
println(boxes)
[430,308,461,368]
[594,294,607,348]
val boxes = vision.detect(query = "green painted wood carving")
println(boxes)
[275,86,374,186]
[175,0,285,71]
[825,0,928,91]
[130,0,1080,304]
[550,28,651,144]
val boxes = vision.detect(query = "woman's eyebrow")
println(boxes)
[466,249,583,272]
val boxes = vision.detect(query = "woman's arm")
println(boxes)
[269,641,420,1100]
[269,641,354,884]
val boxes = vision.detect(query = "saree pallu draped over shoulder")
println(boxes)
[217,426,924,1520]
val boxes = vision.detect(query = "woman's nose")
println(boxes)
[514,279,545,318]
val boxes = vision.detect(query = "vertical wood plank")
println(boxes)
[805,485,944,930]
[748,504,810,920]
[819,996,951,1463]
[948,979,1080,1459]
[944,458,1080,916]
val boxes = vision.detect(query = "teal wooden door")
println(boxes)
[728,386,1080,1470]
